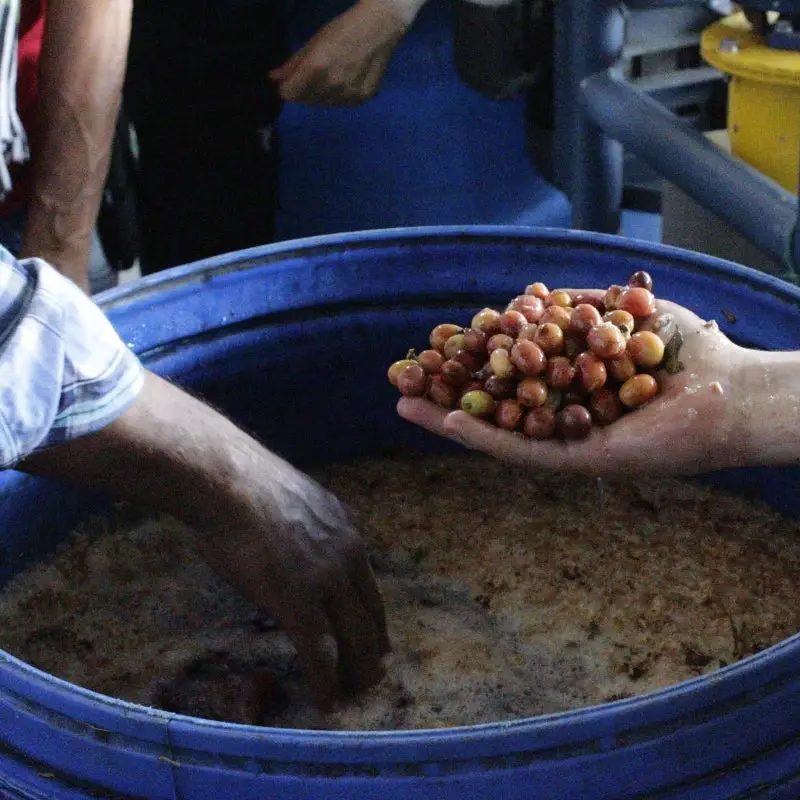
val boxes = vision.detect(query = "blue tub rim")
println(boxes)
[3,223,799,759]
[95,224,800,312]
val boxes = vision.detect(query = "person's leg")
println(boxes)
[124,1,288,274]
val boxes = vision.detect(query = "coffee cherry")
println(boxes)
[396,363,429,397]
[547,290,573,308]
[540,305,572,331]
[471,308,502,336]
[569,304,603,336]
[428,375,459,408]
[628,270,653,292]
[608,350,637,383]
[417,350,446,374]
[546,356,576,390]
[525,282,549,301]
[587,322,626,359]
[575,351,607,393]
[589,388,624,426]
[499,310,528,338]
[523,407,557,439]
[619,374,658,408]
[517,377,549,408]
[628,331,666,369]
[496,399,525,431]
[441,359,471,387]
[430,324,462,352]
[388,359,417,386]
[461,390,497,416]
[489,348,516,379]
[557,404,592,439]
[618,287,655,319]
[508,295,545,323]
[510,340,547,376]
[443,333,467,360]
[462,328,488,354]
[534,323,565,356]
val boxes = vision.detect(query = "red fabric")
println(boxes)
[0,0,46,217]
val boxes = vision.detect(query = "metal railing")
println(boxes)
[552,0,799,280]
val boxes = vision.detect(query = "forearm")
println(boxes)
[19,0,132,290]
[19,371,262,531]
[736,350,800,468]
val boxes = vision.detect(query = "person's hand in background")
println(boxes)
[269,0,423,105]
[398,294,800,477]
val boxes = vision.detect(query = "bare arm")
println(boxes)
[398,296,800,476]
[21,371,389,708]
[736,350,800,469]
[18,0,132,292]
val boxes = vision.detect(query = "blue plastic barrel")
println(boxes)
[2,227,800,800]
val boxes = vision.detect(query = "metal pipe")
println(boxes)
[582,71,798,266]
[554,0,626,233]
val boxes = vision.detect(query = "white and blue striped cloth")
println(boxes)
[0,246,143,468]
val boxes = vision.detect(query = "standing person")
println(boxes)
[0,0,130,293]
[124,0,427,275]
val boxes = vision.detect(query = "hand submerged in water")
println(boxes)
[21,371,390,710]
[398,294,798,477]
[195,451,391,710]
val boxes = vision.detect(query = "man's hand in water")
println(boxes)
[21,371,390,709]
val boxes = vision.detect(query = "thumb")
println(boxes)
[269,52,302,83]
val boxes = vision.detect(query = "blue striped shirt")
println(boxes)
[0,247,143,468]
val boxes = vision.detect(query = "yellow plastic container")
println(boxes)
[702,13,800,193]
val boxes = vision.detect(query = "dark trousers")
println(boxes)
[124,1,289,274]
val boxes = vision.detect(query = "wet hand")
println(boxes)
[196,456,390,710]
[398,296,754,477]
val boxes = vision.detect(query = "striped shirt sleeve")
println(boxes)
[0,247,143,468]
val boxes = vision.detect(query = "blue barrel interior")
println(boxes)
[1,227,800,799]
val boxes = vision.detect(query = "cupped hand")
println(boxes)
[194,456,390,711]
[398,295,754,478]
[268,0,407,106]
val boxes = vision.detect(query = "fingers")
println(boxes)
[349,550,391,655]
[275,61,328,104]
[279,606,340,710]
[442,410,608,473]
[396,397,452,438]
[268,53,300,84]
[326,578,386,694]
[398,398,612,473]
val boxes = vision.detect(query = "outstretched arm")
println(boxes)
[398,295,800,476]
